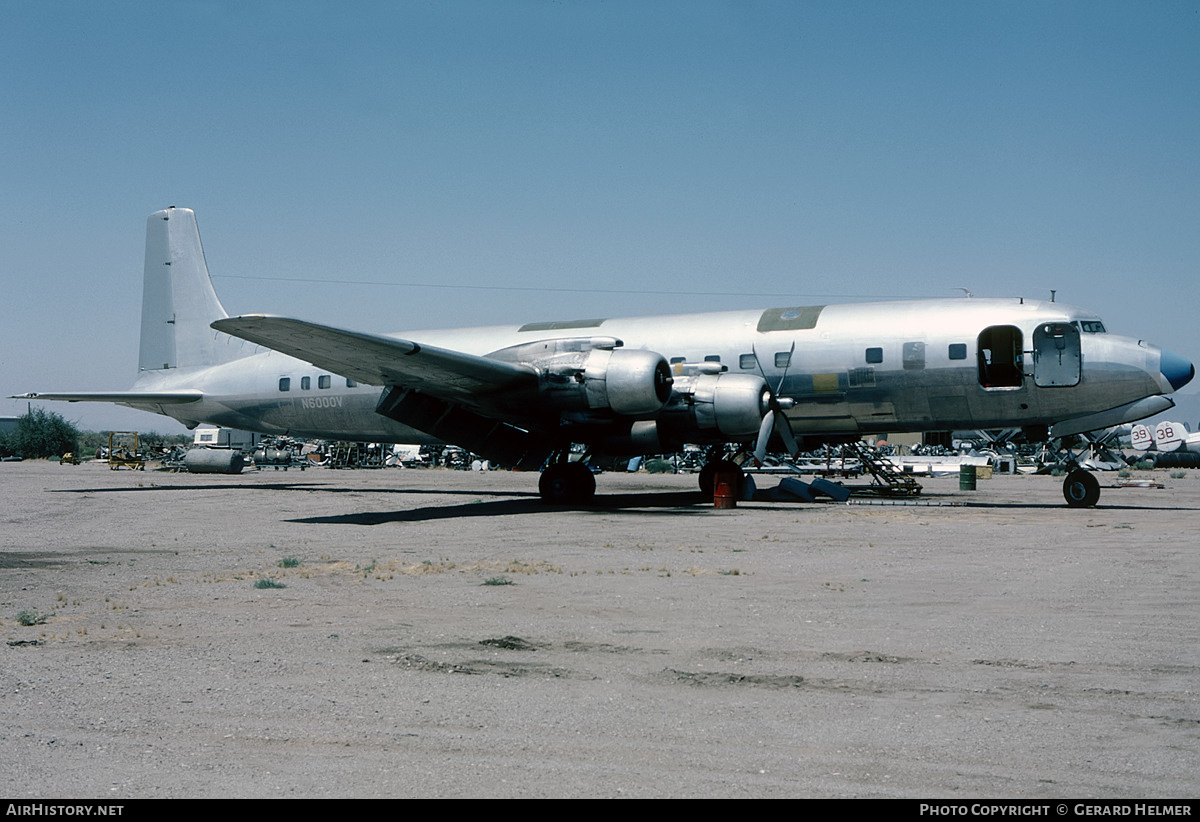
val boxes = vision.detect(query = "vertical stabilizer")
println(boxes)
[139,207,238,371]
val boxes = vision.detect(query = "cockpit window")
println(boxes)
[1075,320,1106,333]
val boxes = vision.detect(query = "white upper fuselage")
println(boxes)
[131,296,1176,445]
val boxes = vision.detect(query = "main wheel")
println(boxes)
[539,462,597,505]
[698,459,743,501]
[1062,469,1100,508]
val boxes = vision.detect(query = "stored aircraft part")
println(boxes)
[1130,423,1154,451]
[776,476,815,501]
[184,448,245,474]
[539,462,596,505]
[1153,421,1185,453]
[809,476,851,501]
[1062,469,1100,508]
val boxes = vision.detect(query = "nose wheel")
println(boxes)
[1062,469,1100,508]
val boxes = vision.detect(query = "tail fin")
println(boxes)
[139,207,240,371]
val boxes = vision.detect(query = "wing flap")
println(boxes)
[211,315,536,400]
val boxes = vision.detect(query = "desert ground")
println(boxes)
[2,459,1197,798]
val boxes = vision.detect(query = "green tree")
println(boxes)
[7,409,79,459]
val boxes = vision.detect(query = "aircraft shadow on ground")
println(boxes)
[52,483,534,498]
[288,490,714,524]
[50,483,1199,519]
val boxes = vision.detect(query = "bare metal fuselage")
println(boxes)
[129,297,1175,447]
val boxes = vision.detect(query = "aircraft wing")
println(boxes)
[13,391,203,404]
[211,315,537,402]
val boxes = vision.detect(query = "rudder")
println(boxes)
[138,207,239,371]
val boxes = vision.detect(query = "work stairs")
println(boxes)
[841,441,923,496]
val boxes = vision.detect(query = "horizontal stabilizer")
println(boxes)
[13,390,203,404]
[211,315,536,401]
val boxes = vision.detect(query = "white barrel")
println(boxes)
[185,449,246,474]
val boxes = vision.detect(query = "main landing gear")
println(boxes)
[697,457,744,501]
[539,457,596,505]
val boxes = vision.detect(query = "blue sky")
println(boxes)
[3,1,1197,433]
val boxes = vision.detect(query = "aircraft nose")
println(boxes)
[1160,348,1195,392]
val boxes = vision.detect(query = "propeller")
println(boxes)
[752,343,800,464]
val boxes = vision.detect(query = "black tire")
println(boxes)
[698,459,743,501]
[539,462,596,505]
[1062,469,1100,508]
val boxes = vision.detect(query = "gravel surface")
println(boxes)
[2,460,1197,798]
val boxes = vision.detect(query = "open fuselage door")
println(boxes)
[978,325,1024,388]
[1032,322,1081,387]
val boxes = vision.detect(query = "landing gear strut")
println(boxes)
[539,459,596,505]
[1062,468,1101,508]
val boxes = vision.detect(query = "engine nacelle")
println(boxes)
[486,337,672,418]
[682,372,772,438]
[579,347,673,416]
[599,373,772,453]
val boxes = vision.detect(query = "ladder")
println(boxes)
[841,441,923,496]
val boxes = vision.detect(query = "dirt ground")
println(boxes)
[2,459,1197,798]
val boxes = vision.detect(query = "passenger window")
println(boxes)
[300,377,311,390]
[318,375,331,389]
[948,343,967,360]
[346,379,357,388]
[739,353,757,370]
[278,377,290,392]
[704,355,721,363]
[670,356,686,364]
[903,341,925,370]
[774,351,792,369]
[865,347,883,364]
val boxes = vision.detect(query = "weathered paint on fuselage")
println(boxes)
[124,297,1173,447]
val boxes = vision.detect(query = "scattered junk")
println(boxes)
[386,444,427,468]
[107,432,145,470]
[441,446,472,470]
[252,444,294,468]
[756,475,851,503]
[176,427,288,474]
[249,437,312,471]
[322,441,385,469]
[184,448,246,474]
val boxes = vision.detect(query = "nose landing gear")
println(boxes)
[1062,468,1101,508]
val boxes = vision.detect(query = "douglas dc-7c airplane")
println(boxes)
[18,207,1195,507]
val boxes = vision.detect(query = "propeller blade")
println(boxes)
[774,408,799,456]
[754,409,776,465]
